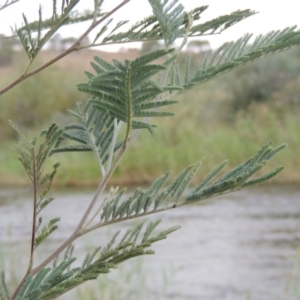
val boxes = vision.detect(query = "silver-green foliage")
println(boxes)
[1,0,297,299]
[97,141,285,225]
[13,221,178,300]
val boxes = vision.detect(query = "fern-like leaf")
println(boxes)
[180,27,300,90]
[15,221,178,300]
[99,6,254,46]
[78,49,180,137]
[96,142,285,226]
[16,0,81,60]
[148,0,185,46]
[35,218,60,249]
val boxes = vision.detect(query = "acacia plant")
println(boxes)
[1,0,300,299]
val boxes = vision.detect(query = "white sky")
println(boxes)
[1,0,300,51]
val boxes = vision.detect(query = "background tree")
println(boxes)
[0,35,19,66]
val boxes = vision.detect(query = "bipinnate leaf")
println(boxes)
[98,142,285,225]
[148,0,185,46]
[49,104,123,175]
[178,27,300,90]
[35,218,60,249]
[17,0,81,60]
[186,142,286,201]
[77,49,180,136]
[15,221,178,300]
[100,4,255,45]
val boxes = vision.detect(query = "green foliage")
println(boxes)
[219,47,300,118]
[17,0,79,60]
[98,4,255,46]
[176,27,300,92]
[77,49,181,136]
[0,0,298,299]
[97,141,285,225]
[8,121,63,255]
[35,218,60,250]
[13,220,178,300]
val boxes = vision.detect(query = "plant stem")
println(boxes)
[76,144,127,230]
[10,147,38,300]
[31,232,80,275]
[29,147,37,270]
[24,140,128,283]
[0,0,131,97]
[0,0,20,12]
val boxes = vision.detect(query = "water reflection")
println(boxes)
[1,185,300,300]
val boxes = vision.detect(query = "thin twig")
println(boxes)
[28,136,128,278]
[76,143,126,230]
[0,0,131,97]
[83,192,111,229]
[0,0,20,12]
[10,147,38,300]
[29,147,38,270]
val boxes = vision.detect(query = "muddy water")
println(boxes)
[1,185,300,300]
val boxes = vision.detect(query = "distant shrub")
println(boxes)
[0,62,87,139]
[221,47,300,120]
[0,35,19,66]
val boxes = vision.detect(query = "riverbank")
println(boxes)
[1,106,299,188]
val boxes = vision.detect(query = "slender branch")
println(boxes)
[31,232,79,276]
[0,0,20,12]
[29,147,38,270]
[29,139,128,278]
[83,191,112,229]
[105,120,122,175]
[74,63,137,229]
[124,66,132,143]
[29,155,123,276]
[76,144,127,230]
[10,147,37,300]
[88,128,106,177]
[0,0,131,97]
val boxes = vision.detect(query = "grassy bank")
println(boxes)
[1,103,299,187]
[0,50,299,187]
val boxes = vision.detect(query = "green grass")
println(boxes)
[1,104,299,187]
[115,101,300,185]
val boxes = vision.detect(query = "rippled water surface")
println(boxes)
[1,185,300,300]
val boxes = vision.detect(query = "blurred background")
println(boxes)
[0,34,299,186]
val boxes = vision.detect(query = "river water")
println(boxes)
[1,185,300,300]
